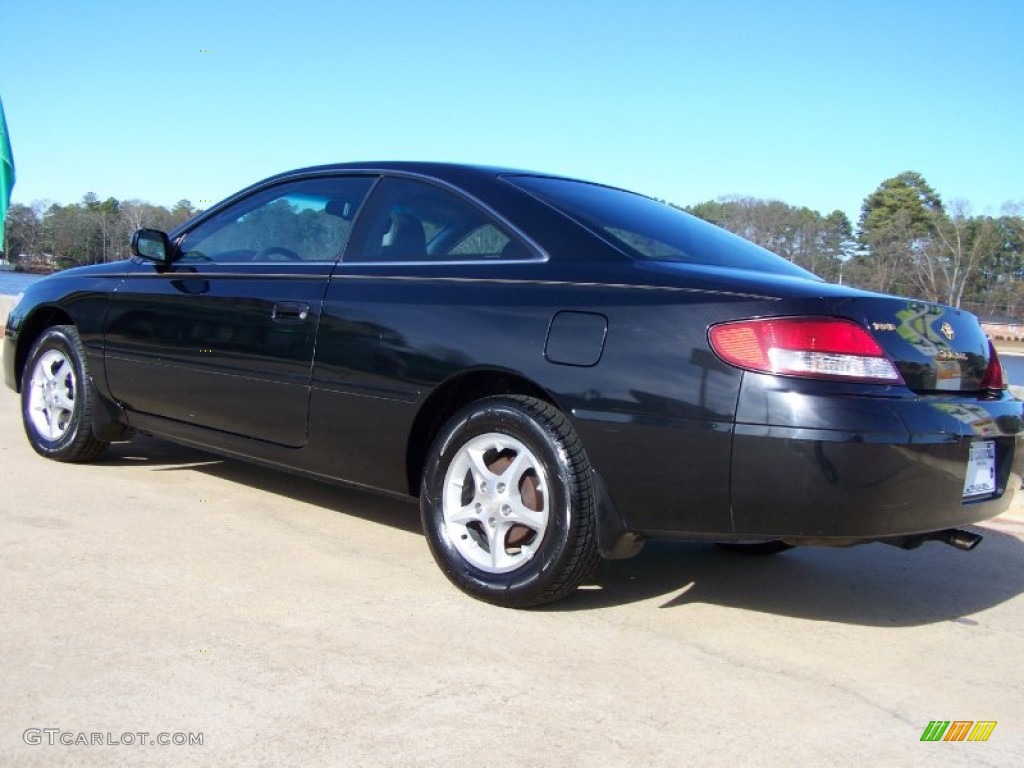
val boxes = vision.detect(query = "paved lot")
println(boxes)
[1,294,15,330]
[0,385,1022,766]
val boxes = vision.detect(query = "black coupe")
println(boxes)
[4,162,1021,606]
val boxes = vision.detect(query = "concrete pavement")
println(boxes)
[0,376,1022,766]
[0,293,15,330]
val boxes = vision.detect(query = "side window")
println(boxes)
[178,176,374,263]
[345,177,535,263]
[449,224,511,256]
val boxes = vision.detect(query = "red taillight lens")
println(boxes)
[980,341,1005,390]
[709,317,903,383]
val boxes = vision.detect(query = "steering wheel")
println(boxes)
[254,246,301,261]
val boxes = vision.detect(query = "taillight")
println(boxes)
[980,341,1005,390]
[708,317,903,383]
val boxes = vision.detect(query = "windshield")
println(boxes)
[508,175,818,279]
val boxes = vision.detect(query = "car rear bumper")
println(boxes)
[729,380,1024,539]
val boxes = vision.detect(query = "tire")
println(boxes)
[715,541,794,556]
[420,395,599,608]
[20,325,110,462]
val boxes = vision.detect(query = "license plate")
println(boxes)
[963,440,996,499]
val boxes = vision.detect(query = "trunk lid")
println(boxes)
[826,296,992,392]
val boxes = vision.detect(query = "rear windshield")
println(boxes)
[508,175,817,278]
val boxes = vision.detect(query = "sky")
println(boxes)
[2,0,1022,225]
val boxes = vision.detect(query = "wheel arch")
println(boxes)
[405,368,558,498]
[12,305,75,393]
[404,368,642,561]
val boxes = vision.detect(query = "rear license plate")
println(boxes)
[963,440,996,499]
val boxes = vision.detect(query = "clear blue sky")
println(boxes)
[2,0,1022,224]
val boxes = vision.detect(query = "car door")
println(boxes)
[302,175,545,490]
[103,175,375,446]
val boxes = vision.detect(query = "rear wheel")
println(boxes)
[420,396,599,608]
[21,325,109,462]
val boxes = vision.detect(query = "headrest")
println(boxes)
[325,199,355,219]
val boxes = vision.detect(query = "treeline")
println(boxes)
[685,198,853,283]
[683,171,1024,319]
[3,194,199,270]
[4,173,1024,319]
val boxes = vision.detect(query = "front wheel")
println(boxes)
[420,396,599,608]
[21,325,109,462]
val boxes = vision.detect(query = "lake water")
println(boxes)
[0,272,46,296]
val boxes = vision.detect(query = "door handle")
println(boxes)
[272,302,310,323]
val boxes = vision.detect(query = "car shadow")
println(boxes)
[558,530,1024,625]
[96,437,1024,625]
[95,435,422,535]
[93,434,223,468]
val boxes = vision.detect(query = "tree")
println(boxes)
[858,171,943,240]
[685,197,851,281]
[3,202,45,262]
[851,171,944,295]
[8,195,202,269]
[91,196,123,263]
[820,210,855,283]
[963,213,1024,317]
[170,199,197,227]
[42,203,95,267]
[926,201,1002,307]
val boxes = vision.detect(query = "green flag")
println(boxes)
[1,96,15,254]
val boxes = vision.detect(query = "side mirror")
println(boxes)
[131,228,174,266]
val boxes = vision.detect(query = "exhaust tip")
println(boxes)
[940,529,983,551]
[880,528,984,551]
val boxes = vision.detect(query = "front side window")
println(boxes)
[508,175,817,278]
[345,177,535,263]
[178,176,374,263]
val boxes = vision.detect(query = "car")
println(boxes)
[4,162,1022,607]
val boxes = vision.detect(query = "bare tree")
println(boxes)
[930,200,1001,307]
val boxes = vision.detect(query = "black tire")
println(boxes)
[715,541,794,556]
[420,395,599,608]
[20,325,109,462]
